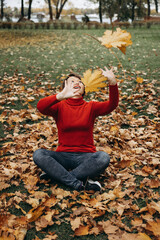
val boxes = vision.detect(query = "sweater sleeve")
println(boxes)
[37,94,60,117]
[92,84,119,117]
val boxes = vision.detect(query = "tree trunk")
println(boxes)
[21,0,24,18]
[1,0,4,20]
[154,0,158,13]
[99,0,102,23]
[55,0,68,20]
[131,0,136,22]
[28,0,32,20]
[48,0,53,20]
[147,0,150,18]
[117,0,122,21]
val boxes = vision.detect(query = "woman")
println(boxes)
[33,67,119,191]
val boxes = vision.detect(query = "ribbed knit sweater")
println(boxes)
[37,84,119,152]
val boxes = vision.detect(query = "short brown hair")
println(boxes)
[62,73,85,97]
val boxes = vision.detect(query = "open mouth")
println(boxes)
[73,86,81,89]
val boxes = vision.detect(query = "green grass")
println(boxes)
[0,26,160,240]
[0,26,160,84]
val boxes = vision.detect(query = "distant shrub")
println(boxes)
[35,23,40,29]
[113,21,130,28]
[103,23,110,29]
[60,22,65,29]
[46,22,50,29]
[66,22,71,29]
[53,21,59,29]
[73,22,79,29]
[41,22,45,29]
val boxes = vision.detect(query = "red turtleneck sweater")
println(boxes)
[37,84,119,152]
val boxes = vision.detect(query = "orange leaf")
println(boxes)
[136,77,143,83]
[137,233,152,240]
[74,225,89,236]
[81,68,107,93]
[27,205,46,222]
[146,220,160,236]
[98,28,132,54]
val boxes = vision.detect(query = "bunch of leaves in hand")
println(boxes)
[81,69,107,93]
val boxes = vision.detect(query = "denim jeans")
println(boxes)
[33,149,110,190]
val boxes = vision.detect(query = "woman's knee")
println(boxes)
[97,151,110,168]
[33,149,44,164]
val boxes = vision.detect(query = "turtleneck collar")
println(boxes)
[66,97,84,106]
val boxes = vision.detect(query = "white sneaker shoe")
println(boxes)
[85,179,102,191]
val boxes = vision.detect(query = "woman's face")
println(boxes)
[67,76,85,98]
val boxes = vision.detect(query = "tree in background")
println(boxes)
[21,0,24,19]
[0,0,4,20]
[45,0,68,20]
[154,0,158,13]
[117,0,131,21]
[117,0,147,22]
[102,0,118,24]
[131,0,137,21]
[146,0,151,17]
[99,0,102,23]
[88,0,103,22]
[137,0,146,19]
[47,0,53,20]
[28,0,33,20]
[53,0,68,19]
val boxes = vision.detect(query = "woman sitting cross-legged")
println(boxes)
[33,67,119,191]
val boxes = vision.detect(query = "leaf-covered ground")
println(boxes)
[0,27,160,240]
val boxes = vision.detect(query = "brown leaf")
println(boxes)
[0,230,15,240]
[145,220,160,237]
[147,201,160,214]
[70,217,81,231]
[72,206,87,217]
[99,220,119,234]
[137,233,152,240]
[89,226,102,235]
[74,225,89,236]
[27,205,46,223]
[131,218,143,227]
[35,211,55,231]
[44,195,57,208]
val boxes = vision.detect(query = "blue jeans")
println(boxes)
[33,149,110,190]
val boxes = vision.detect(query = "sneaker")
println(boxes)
[40,172,50,180]
[85,179,101,192]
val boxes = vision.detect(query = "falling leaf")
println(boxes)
[98,28,132,54]
[81,68,107,93]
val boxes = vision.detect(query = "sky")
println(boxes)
[5,0,98,9]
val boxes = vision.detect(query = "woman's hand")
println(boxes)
[100,66,117,86]
[56,80,80,101]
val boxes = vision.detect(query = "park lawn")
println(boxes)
[0,26,160,240]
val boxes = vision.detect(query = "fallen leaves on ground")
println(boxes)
[0,71,159,240]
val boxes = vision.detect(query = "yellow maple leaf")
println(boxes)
[136,77,143,83]
[81,69,107,93]
[98,28,132,54]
